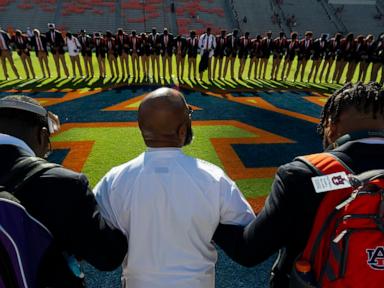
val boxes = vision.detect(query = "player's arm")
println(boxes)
[70,175,127,270]
[213,162,315,267]
[212,175,255,262]
[219,176,256,226]
[39,170,127,271]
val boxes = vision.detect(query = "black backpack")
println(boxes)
[0,157,59,288]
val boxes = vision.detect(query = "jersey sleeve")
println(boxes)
[93,171,121,231]
[219,176,256,226]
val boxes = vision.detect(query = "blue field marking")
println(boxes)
[0,91,67,99]
[230,92,257,97]
[184,91,322,159]
[48,87,148,123]
[233,142,319,168]
[48,149,70,165]
[256,91,322,118]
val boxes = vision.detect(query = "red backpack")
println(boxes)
[290,153,384,288]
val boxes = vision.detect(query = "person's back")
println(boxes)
[94,88,255,288]
[0,96,127,287]
[213,82,384,288]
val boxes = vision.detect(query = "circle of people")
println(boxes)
[0,24,382,84]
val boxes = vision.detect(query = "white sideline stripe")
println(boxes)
[0,224,28,288]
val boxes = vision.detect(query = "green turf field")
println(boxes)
[51,125,273,198]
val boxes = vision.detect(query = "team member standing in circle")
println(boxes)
[94,32,106,79]
[13,29,35,79]
[309,33,328,83]
[213,30,227,79]
[281,32,299,81]
[370,34,383,83]
[160,28,174,80]
[31,29,51,78]
[271,32,287,81]
[116,28,130,79]
[186,30,199,80]
[0,27,20,79]
[198,27,216,81]
[105,30,119,78]
[79,29,94,78]
[238,32,251,79]
[174,34,187,80]
[148,27,161,80]
[223,29,240,79]
[65,32,83,78]
[318,33,333,83]
[294,31,313,82]
[46,23,69,78]
[260,31,273,80]
[248,35,263,80]
[330,33,343,83]
[140,32,151,80]
[360,34,374,82]
[129,30,141,79]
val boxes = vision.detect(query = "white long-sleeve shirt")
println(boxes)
[93,147,255,288]
[198,33,216,57]
[66,36,80,56]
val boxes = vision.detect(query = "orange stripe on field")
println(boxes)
[38,90,101,107]
[207,121,293,179]
[103,93,202,111]
[248,196,267,213]
[303,96,327,107]
[103,94,147,111]
[205,91,225,98]
[52,141,94,172]
[0,88,101,107]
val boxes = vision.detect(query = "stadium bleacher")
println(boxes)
[331,3,384,35]
[232,0,284,36]
[0,0,56,32]
[120,0,169,32]
[60,0,117,33]
[144,0,171,33]
[0,0,382,37]
[174,0,232,35]
[277,0,338,37]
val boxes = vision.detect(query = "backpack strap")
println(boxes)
[351,169,384,187]
[296,153,356,282]
[0,228,20,288]
[295,152,354,176]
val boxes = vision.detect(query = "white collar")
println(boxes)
[355,138,384,144]
[146,148,184,157]
[0,133,35,156]
[147,147,182,153]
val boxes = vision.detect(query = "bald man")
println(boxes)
[93,88,255,288]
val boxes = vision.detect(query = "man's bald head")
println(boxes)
[138,88,192,148]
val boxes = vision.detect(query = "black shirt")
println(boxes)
[0,145,128,287]
[213,138,384,287]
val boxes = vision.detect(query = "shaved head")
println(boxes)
[138,88,193,147]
